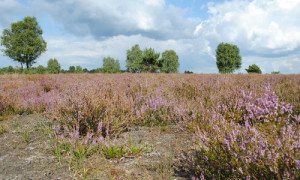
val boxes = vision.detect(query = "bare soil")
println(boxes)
[0,114,195,179]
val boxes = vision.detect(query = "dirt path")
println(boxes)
[0,115,195,179]
[0,114,73,180]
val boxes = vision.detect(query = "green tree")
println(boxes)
[0,16,47,69]
[126,44,143,72]
[75,65,83,73]
[246,64,262,74]
[216,43,242,73]
[69,66,75,73]
[36,65,47,74]
[47,58,61,74]
[83,68,88,73]
[159,50,179,73]
[102,56,120,73]
[141,48,160,73]
[7,66,15,73]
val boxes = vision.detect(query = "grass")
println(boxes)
[20,129,31,143]
[0,124,8,135]
[101,144,127,159]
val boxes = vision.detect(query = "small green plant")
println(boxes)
[160,125,168,132]
[53,142,64,164]
[37,121,53,136]
[20,129,31,143]
[13,120,21,128]
[71,143,89,162]
[0,124,8,135]
[102,144,127,159]
[126,138,146,155]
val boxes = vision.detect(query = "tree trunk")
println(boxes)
[20,63,24,71]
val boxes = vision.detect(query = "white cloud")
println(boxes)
[26,33,214,73]
[1,0,300,74]
[30,0,197,40]
[195,0,300,56]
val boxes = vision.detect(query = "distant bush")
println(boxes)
[245,64,262,74]
[184,71,193,74]
[271,71,280,74]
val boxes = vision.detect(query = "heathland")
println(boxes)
[0,74,299,179]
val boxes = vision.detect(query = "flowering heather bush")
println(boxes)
[192,86,300,179]
[219,85,294,125]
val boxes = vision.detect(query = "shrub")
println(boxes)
[246,64,262,74]
[190,86,300,179]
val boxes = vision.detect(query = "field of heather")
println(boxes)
[0,74,300,179]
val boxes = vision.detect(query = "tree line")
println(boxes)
[1,16,267,74]
[0,17,180,74]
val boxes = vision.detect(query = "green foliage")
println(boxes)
[0,16,47,69]
[47,58,61,74]
[83,68,88,73]
[0,66,16,74]
[126,44,143,72]
[36,65,47,74]
[101,144,127,159]
[246,64,262,74]
[20,129,31,143]
[69,66,76,73]
[89,68,103,73]
[184,70,193,74]
[141,48,160,73]
[126,44,180,73]
[75,66,83,73]
[216,43,242,73]
[271,71,280,74]
[0,124,7,135]
[102,56,120,73]
[159,50,179,73]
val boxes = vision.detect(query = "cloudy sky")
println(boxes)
[0,0,299,73]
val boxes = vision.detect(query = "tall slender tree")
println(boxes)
[47,58,61,74]
[126,44,143,72]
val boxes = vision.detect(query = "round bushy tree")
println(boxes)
[1,16,47,69]
[159,50,180,73]
[102,56,120,73]
[216,43,242,73]
[141,48,160,73]
[246,64,262,74]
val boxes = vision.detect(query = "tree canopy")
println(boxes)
[47,58,61,74]
[126,44,143,73]
[1,16,47,69]
[216,43,242,73]
[246,64,262,74]
[102,56,120,73]
[141,48,160,73]
[69,66,76,73]
[125,45,180,73]
[159,50,179,73]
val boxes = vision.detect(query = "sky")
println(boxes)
[0,0,299,74]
